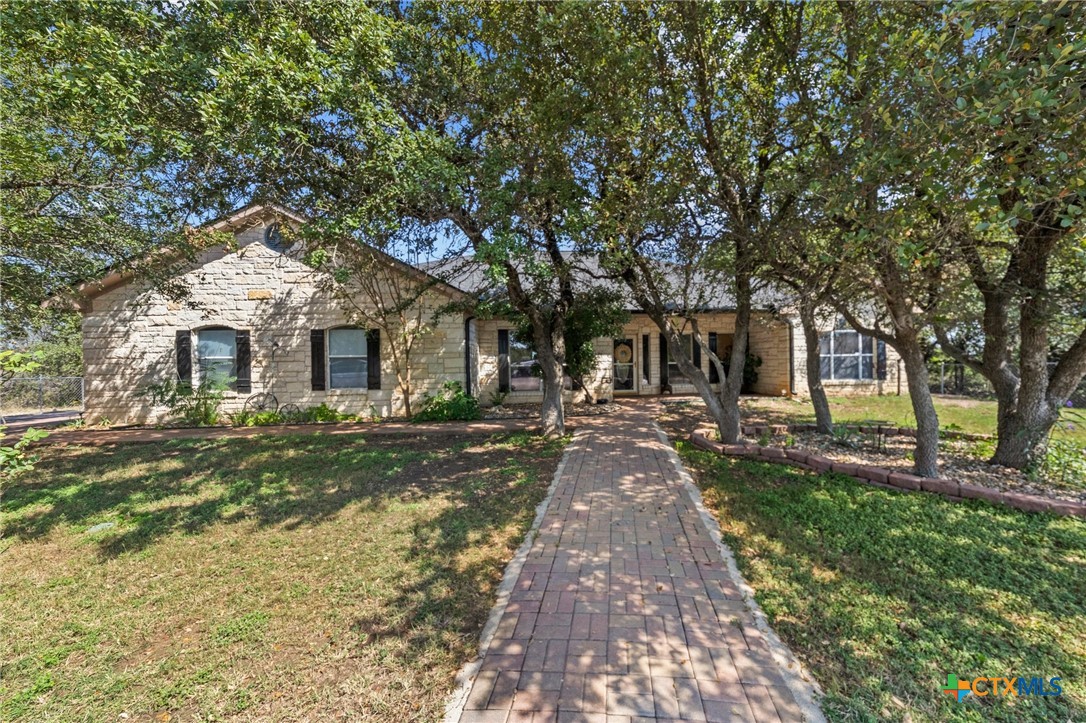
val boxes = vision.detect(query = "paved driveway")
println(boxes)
[0,410,80,435]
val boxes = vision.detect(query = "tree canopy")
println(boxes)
[4,0,1084,468]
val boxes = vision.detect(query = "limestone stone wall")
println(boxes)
[82,223,467,424]
[471,311,792,405]
[473,319,610,405]
[617,312,792,397]
[789,312,907,397]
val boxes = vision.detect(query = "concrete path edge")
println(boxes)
[654,423,828,723]
[443,430,586,723]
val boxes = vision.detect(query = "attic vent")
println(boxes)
[263,223,288,251]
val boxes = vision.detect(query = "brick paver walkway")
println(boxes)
[457,408,811,723]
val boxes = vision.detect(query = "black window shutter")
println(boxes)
[176,330,192,384]
[498,329,510,393]
[659,334,669,386]
[641,334,650,384]
[708,332,719,383]
[692,335,702,371]
[876,340,887,381]
[311,329,326,391]
[235,330,252,393]
[464,319,473,396]
[367,329,381,389]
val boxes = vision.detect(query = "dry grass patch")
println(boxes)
[1,431,565,722]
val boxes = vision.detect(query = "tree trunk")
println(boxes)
[898,339,940,478]
[398,354,413,418]
[536,343,566,437]
[717,273,753,444]
[799,299,833,433]
[400,381,412,418]
[669,328,733,442]
[573,376,594,405]
[991,399,1058,469]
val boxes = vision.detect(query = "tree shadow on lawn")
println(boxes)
[3,432,565,720]
[4,432,552,561]
[681,447,1086,723]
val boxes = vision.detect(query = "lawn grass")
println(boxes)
[1,430,565,721]
[739,394,1086,445]
[678,443,1086,723]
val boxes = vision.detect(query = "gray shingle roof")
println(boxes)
[420,253,789,313]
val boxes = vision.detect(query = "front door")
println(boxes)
[613,339,635,392]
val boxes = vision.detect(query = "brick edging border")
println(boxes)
[740,422,992,442]
[689,429,1085,519]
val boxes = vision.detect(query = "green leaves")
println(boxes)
[0,427,48,481]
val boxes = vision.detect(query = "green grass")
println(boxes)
[679,443,1086,723]
[1,431,566,722]
[740,395,1086,445]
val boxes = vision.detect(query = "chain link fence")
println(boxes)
[0,376,84,416]
[929,361,1086,407]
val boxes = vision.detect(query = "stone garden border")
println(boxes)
[690,428,1086,519]
[739,422,992,442]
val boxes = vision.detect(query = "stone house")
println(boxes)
[73,204,904,424]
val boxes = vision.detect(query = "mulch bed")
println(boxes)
[658,403,1085,506]
[781,429,1084,505]
[483,401,621,420]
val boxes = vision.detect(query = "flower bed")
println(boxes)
[483,401,620,420]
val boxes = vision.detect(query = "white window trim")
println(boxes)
[820,329,876,381]
[196,328,237,387]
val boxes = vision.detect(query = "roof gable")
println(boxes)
[71,203,467,307]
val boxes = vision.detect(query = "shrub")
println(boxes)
[302,403,351,423]
[412,381,481,422]
[1034,438,1086,489]
[489,389,509,407]
[142,379,227,427]
[232,410,284,427]
[232,404,354,426]
[723,352,762,393]
[1,427,49,482]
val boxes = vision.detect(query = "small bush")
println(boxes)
[1,427,49,482]
[232,410,284,427]
[142,380,227,427]
[723,352,762,393]
[302,403,351,423]
[412,381,481,422]
[232,404,354,426]
[488,389,509,407]
[231,410,254,427]
[1034,438,1086,490]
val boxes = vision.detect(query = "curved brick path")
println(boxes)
[453,408,820,723]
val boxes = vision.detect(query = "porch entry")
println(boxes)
[659,331,734,393]
[613,338,635,393]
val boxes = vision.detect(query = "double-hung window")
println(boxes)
[328,328,368,389]
[197,328,237,386]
